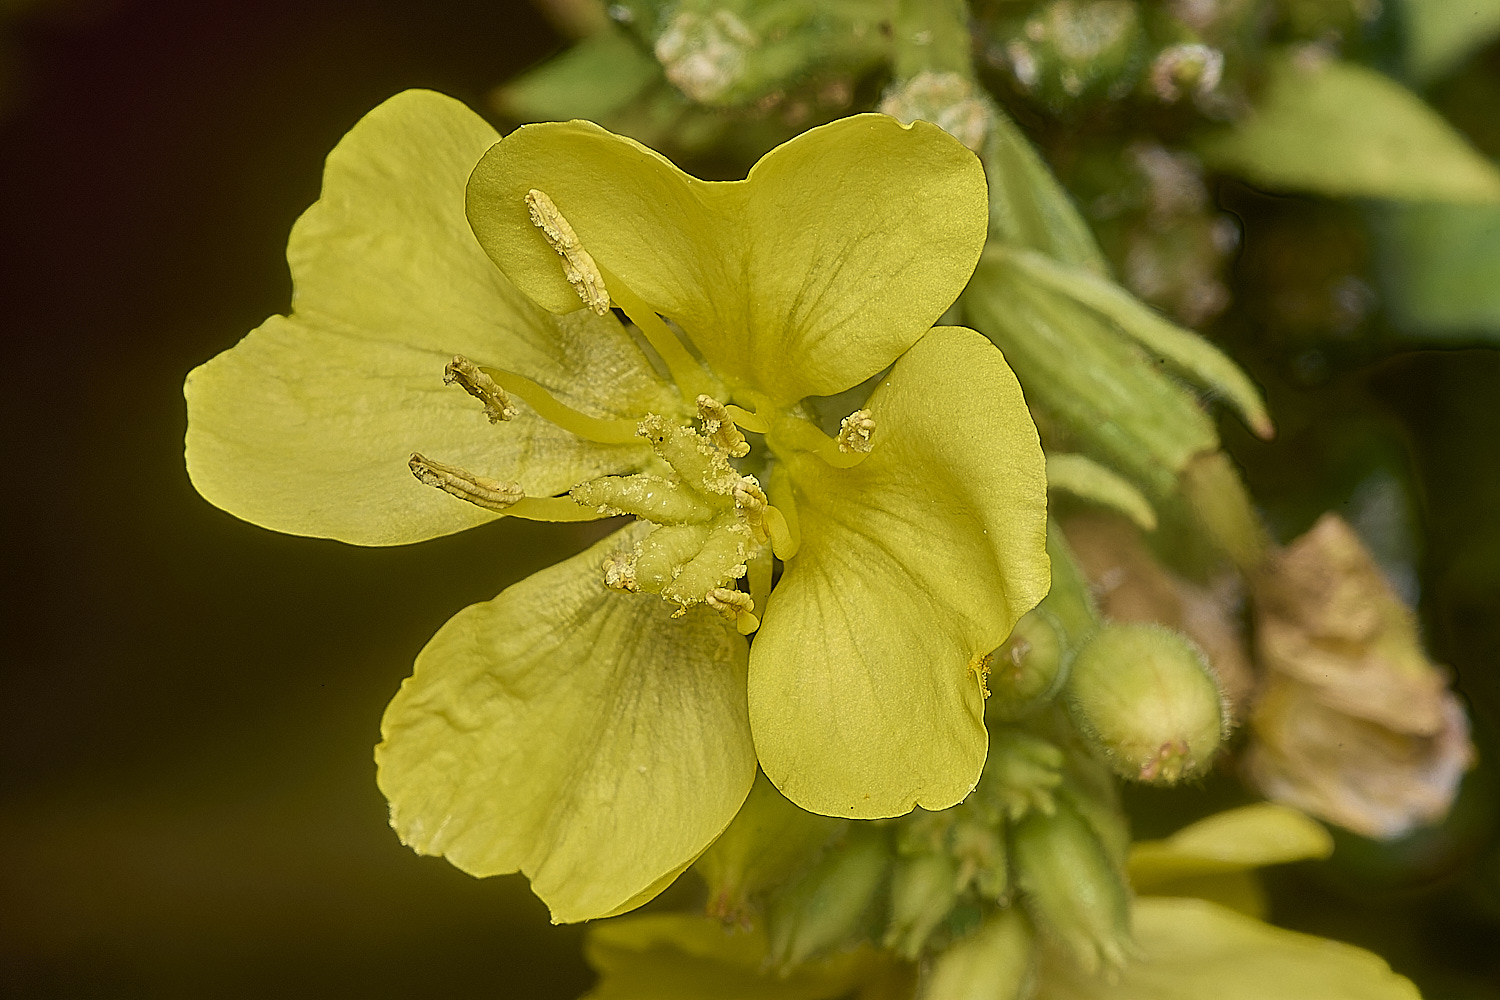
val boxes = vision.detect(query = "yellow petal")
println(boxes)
[750,327,1049,818]
[1035,897,1421,1000]
[467,114,988,403]
[374,525,755,922]
[185,90,671,545]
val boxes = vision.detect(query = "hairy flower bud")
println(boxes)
[698,772,843,927]
[1066,623,1225,784]
[1011,799,1132,974]
[986,609,1066,720]
[918,908,1033,1000]
[768,825,891,967]
[885,852,960,959]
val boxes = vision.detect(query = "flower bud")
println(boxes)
[768,825,891,968]
[1065,623,1225,784]
[993,0,1146,109]
[1011,799,1132,975]
[698,771,843,926]
[885,852,960,959]
[918,908,1033,1000]
[974,729,1064,822]
[986,609,1066,720]
[951,819,1009,900]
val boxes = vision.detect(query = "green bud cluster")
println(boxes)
[767,824,891,967]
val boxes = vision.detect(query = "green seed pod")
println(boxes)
[767,824,891,968]
[918,908,1034,1000]
[885,852,961,959]
[697,771,843,925]
[1011,799,1132,975]
[987,609,1067,720]
[1065,622,1226,784]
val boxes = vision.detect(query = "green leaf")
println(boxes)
[493,29,661,123]
[750,327,1050,818]
[964,255,1219,499]
[467,114,989,403]
[1199,53,1500,202]
[1047,454,1158,532]
[374,524,755,922]
[1399,0,1500,82]
[981,107,1110,275]
[184,90,671,546]
[996,247,1273,440]
[1035,897,1422,1000]
[1374,201,1500,340]
[583,914,905,1000]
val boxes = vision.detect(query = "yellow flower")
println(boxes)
[183,89,1048,921]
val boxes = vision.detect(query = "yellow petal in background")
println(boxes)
[1036,897,1421,1000]
[374,526,755,922]
[750,327,1049,818]
[1128,803,1332,918]
[185,90,672,545]
[467,115,988,403]
[583,914,907,1000]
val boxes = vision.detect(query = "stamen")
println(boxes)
[602,552,640,593]
[477,365,640,445]
[410,453,606,522]
[696,395,750,458]
[835,409,876,454]
[763,505,799,560]
[767,465,802,560]
[732,477,769,543]
[594,260,715,402]
[772,415,871,469]
[524,189,611,315]
[706,587,760,635]
[747,546,772,620]
[409,453,523,511]
[725,404,769,434]
[444,355,515,422]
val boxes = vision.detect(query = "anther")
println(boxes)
[696,395,750,458]
[602,552,640,593]
[409,453,524,511]
[835,409,876,454]
[525,188,611,316]
[706,587,760,635]
[732,477,769,543]
[444,355,515,422]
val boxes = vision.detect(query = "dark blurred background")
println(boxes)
[1,1,1496,997]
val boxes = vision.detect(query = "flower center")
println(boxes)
[404,189,886,632]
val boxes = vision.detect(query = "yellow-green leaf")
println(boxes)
[1199,54,1500,203]
[374,525,755,922]
[750,327,1049,818]
[1400,0,1500,82]
[1047,454,1158,532]
[996,247,1272,440]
